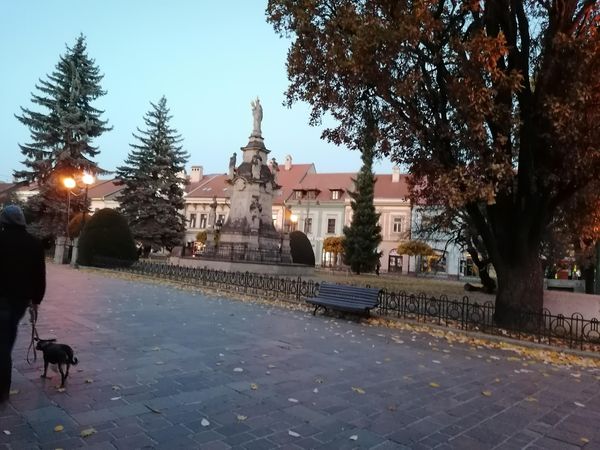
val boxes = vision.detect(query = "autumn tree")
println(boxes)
[15,35,110,237]
[323,236,345,266]
[396,239,434,275]
[116,97,188,254]
[268,1,600,326]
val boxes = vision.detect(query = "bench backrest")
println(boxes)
[317,283,380,306]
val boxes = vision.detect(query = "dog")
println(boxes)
[35,338,78,388]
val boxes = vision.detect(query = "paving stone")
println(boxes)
[5,265,600,449]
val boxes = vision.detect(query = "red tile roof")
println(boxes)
[373,174,410,200]
[87,179,123,199]
[273,163,315,205]
[185,174,230,198]
[292,172,356,202]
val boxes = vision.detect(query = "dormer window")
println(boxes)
[294,190,303,200]
[306,190,316,200]
[331,190,341,200]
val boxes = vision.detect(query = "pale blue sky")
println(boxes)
[0,1,394,182]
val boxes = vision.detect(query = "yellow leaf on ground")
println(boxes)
[236,415,247,421]
[481,391,492,397]
[80,428,97,438]
[581,437,590,444]
[352,387,365,394]
[250,383,258,390]
[54,425,64,432]
[429,382,440,388]
[494,378,501,383]
[9,389,19,395]
[525,396,537,402]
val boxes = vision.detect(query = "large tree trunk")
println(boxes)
[494,251,544,327]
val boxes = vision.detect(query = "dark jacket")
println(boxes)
[0,225,46,306]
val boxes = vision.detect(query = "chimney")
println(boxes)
[284,154,292,171]
[190,166,203,183]
[392,165,400,183]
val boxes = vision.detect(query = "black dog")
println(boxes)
[35,338,78,388]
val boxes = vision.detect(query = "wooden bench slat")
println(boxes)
[305,283,381,317]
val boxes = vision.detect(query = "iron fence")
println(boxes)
[105,260,600,351]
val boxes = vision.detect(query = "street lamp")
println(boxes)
[290,213,298,232]
[63,177,76,238]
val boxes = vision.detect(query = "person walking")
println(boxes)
[0,205,46,404]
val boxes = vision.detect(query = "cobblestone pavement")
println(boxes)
[1,264,599,449]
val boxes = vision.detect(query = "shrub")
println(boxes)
[290,231,315,266]
[196,230,207,244]
[78,208,138,267]
[68,212,91,238]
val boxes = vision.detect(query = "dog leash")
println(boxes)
[26,306,39,365]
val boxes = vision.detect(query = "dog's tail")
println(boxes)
[71,356,78,365]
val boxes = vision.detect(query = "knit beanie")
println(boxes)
[0,205,27,227]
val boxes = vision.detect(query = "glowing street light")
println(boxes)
[290,213,298,231]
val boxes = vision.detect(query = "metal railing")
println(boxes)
[103,260,600,351]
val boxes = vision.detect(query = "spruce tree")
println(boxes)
[343,114,382,275]
[15,35,110,237]
[116,97,189,253]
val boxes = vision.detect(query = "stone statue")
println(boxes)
[251,97,263,138]
[208,195,217,229]
[270,157,279,183]
[249,197,262,230]
[228,152,237,179]
[251,153,262,179]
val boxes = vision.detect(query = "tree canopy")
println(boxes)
[268,0,600,324]
[116,96,189,252]
[15,35,110,237]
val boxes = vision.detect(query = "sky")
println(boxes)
[0,1,395,183]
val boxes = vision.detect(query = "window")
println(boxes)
[306,190,316,200]
[331,190,340,200]
[304,217,312,234]
[272,214,278,228]
[294,190,303,199]
[217,214,226,225]
[393,217,403,233]
[199,214,207,228]
[327,218,336,234]
[189,213,197,228]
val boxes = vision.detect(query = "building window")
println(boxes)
[294,190,303,199]
[306,190,316,200]
[304,217,312,234]
[199,214,207,228]
[327,218,336,234]
[189,213,197,228]
[331,190,340,200]
[217,214,226,226]
[272,214,278,228]
[393,217,403,233]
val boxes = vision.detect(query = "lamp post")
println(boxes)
[63,177,76,238]
[290,213,298,232]
[81,172,95,230]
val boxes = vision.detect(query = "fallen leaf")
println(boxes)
[110,397,121,401]
[574,402,585,408]
[233,367,244,373]
[352,387,365,394]
[237,415,247,421]
[85,379,93,384]
[581,437,590,444]
[494,378,501,383]
[314,377,324,384]
[481,390,492,397]
[288,430,300,437]
[54,425,64,432]
[201,418,210,427]
[9,389,19,395]
[525,396,537,402]
[429,382,440,388]
[250,383,258,390]
[57,387,66,393]
[288,398,299,403]
[350,435,358,441]
[80,428,97,438]
[3,430,11,435]
[313,388,319,393]
[155,361,164,365]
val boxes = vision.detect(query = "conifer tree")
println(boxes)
[116,97,189,254]
[343,113,382,274]
[15,35,110,237]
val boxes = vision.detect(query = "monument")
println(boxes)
[203,98,292,263]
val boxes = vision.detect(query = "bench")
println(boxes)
[306,283,381,316]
